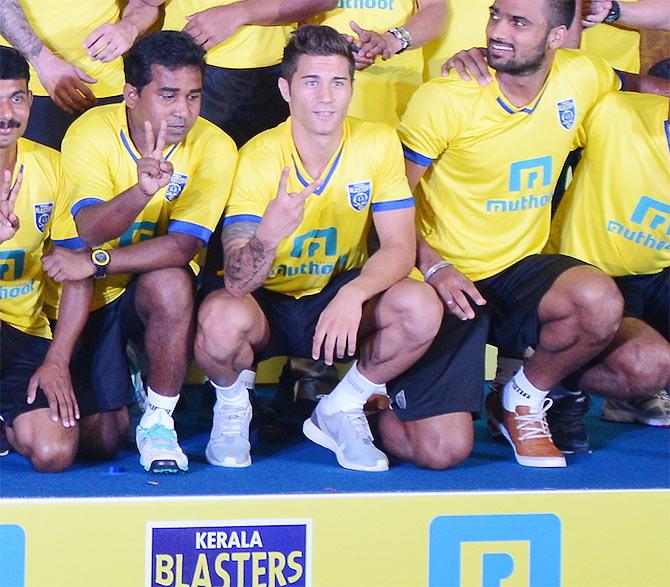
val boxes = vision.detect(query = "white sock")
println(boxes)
[211,374,249,405]
[502,367,548,413]
[320,361,386,416]
[238,369,256,390]
[144,387,179,416]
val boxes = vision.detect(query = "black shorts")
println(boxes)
[201,270,361,361]
[476,254,587,356]
[386,312,489,422]
[201,63,289,148]
[66,282,141,416]
[25,95,123,151]
[0,323,52,424]
[614,268,669,339]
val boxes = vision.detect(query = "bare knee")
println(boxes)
[413,433,473,470]
[79,409,129,460]
[608,340,670,398]
[28,438,77,472]
[387,281,444,347]
[137,268,194,322]
[571,273,623,342]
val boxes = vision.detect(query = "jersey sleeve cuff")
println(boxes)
[223,214,262,228]
[402,145,433,167]
[71,197,104,218]
[168,220,212,244]
[371,197,415,212]
[52,237,87,250]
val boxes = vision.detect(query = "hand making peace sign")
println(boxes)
[136,120,174,198]
[0,166,23,244]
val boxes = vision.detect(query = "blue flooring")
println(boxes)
[1,393,668,499]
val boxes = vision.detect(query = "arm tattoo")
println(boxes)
[222,222,275,295]
[0,0,44,60]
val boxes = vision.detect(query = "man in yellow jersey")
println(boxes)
[584,0,670,30]
[137,0,335,147]
[0,46,94,472]
[384,0,637,470]
[194,25,443,472]
[43,31,238,474]
[306,0,446,125]
[0,0,157,149]
[547,91,670,425]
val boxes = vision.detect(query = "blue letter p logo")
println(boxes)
[0,524,26,587]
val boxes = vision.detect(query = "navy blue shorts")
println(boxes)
[25,95,123,151]
[614,268,669,339]
[1,323,52,424]
[201,270,361,361]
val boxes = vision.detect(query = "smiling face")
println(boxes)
[0,78,31,150]
[125,64,202,146]
[278,53,353,140]
[486,0,565,76]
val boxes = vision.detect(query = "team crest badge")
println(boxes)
[347,181,372,211]
[34,202,54,233]
[557,98,576,130]
[165,172,188,201]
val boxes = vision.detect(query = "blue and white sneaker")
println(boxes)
[303,402,388,472]
[136,409,188,473]
[206,400,252,468]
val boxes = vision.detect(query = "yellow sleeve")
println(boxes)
[50,161,85,250]
[370,127,414,211]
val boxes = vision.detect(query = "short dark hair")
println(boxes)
[282,25,355,83]
[546,0,576,29]
[123,30,206,92]
[0,46,30,83]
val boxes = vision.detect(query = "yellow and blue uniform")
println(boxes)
[0,138,74,338]
[306,0,422,125]
[548,92,670,277]
[399,49,620,281]
[0,1,124,98]
[224,117,414,297]
[163,0,291,69]
[58,102,237,310]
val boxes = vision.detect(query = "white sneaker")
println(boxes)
[303,402,389,472]
[602,390,670,427]
[206,399,252,468]
[136,409,188,473]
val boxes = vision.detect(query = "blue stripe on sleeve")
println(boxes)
[371,197,415,212]
[222,214,262,228]
[402,145,433,167]
[168,220,212,244]
[71,197,104,218]
[614,69,626,90]
[52,237,86,250]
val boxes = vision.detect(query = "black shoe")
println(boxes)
[546,389,592,454]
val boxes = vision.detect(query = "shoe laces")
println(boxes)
[212,403,249,438]
[141,423,178,451]
[343,410,374,441]
[515,398,554,441]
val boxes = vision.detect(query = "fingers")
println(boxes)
[83,29,109,59]
[27,376,39,406]
[349,20,365,36]
[461,281,487,308]
[8,165,23,208]
[54,81,96,114]
[0,169,11,202]
[277,166,290,197]
[154,120,168,158]
[312,324,326,362]
[297,178,322,201]
[143,120,155,158]
[75,67,98,85]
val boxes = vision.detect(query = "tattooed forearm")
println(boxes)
[0,0,44,60]
[222,222,276,296]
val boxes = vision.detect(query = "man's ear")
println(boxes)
[278,77,291,104]
[548,24,568,50]
[124,83,139,108]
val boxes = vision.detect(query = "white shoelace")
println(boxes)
[514,398,554,441]
[212,404,250,438]
[344,410,374,441]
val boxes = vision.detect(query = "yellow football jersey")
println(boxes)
[59,103,237,310]
[0,1,124,98]
[399,49,620,281]
[581,23,640,74]
[225,117,414,297]
[306,0,422,125]
[0,139,72,338]
[163,0,291,69]
[548,92,670,277]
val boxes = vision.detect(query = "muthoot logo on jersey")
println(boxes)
[606,196,670,251]
[429,513,561,587]
[486,157,553,213]
[147,520,311,587]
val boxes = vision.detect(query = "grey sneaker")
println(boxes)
[602,390,670,427]
[303,402,389,472]
[136,409,188,473]
[206,400,252,468]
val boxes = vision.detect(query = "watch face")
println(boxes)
[93,250,110,264]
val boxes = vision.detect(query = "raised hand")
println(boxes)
[255,167,322,248]
[0,167,23,243]
[582,1,613,27]
[441,47,491,86]
[136,120,174,197]
[84,21,138,63]
[184,5,243,50]
[426,265,486,320]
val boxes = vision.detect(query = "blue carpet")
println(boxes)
[1,392,668,499]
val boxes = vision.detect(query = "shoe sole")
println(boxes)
[489,413,566,468]
[143,459,188,474]
[601,409,670,427]
[205,444,251,468]
[302,418,388,472]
